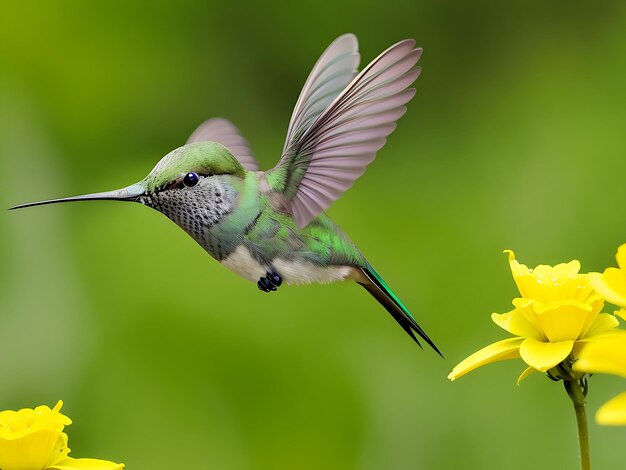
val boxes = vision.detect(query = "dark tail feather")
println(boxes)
[358,266,442,357]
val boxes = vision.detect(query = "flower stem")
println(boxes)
[564,379,591,470]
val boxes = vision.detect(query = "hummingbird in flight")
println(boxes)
[11,34,440,355]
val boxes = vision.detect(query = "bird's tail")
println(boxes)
[358,265,442,356]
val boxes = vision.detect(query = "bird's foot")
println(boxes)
[257,271,282,293]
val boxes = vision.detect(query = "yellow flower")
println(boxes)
[573,331,626,425]
[508,251,596,304]
[0,401,124,470]
[589,243,626,319]
[449,251,622,382]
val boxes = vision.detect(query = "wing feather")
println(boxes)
[266,39,421,227]
[283,34,360,153]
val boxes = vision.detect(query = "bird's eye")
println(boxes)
[183,172,199,187]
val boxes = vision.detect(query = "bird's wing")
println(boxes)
[186,118,260,171]
[282,33,360,154]
[266,39,421,228]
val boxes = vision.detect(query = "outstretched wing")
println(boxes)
[282,33,360,153]
[266,39,421,228]
[187,118,260,171]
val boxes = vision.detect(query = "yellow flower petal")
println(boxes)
[590,269,626,309]
[533,301,596,342]
[573,333,626,377]
[491,308,541,339]
[505,251,594,304]
[517,366,536,384]
[616,244,626,270]
[49,458,125,470]
[0,401,71,440]
[596,392,626,425]
[585,313,620,337]
[448,337,524,381]
[519,337,574,372]
[581,297,607,336]
[505,251,536,299]
[0,429,67,470]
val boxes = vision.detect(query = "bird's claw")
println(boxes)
[258,271,282,292]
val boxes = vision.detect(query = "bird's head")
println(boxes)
[10,142,247,241]
[11,141,245,209]
[141,141,246,194]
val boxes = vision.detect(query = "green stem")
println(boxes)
[564,379,591,470]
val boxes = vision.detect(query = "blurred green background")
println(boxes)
[2,1,626,468]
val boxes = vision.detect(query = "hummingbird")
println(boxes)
[11,34,440,355]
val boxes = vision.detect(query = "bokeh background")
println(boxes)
[2,1,626,468]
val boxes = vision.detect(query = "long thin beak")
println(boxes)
[9,183,146,210]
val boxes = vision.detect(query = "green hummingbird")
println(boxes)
[11,34,440,355]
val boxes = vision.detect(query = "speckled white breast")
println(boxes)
[221,245,360,285]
